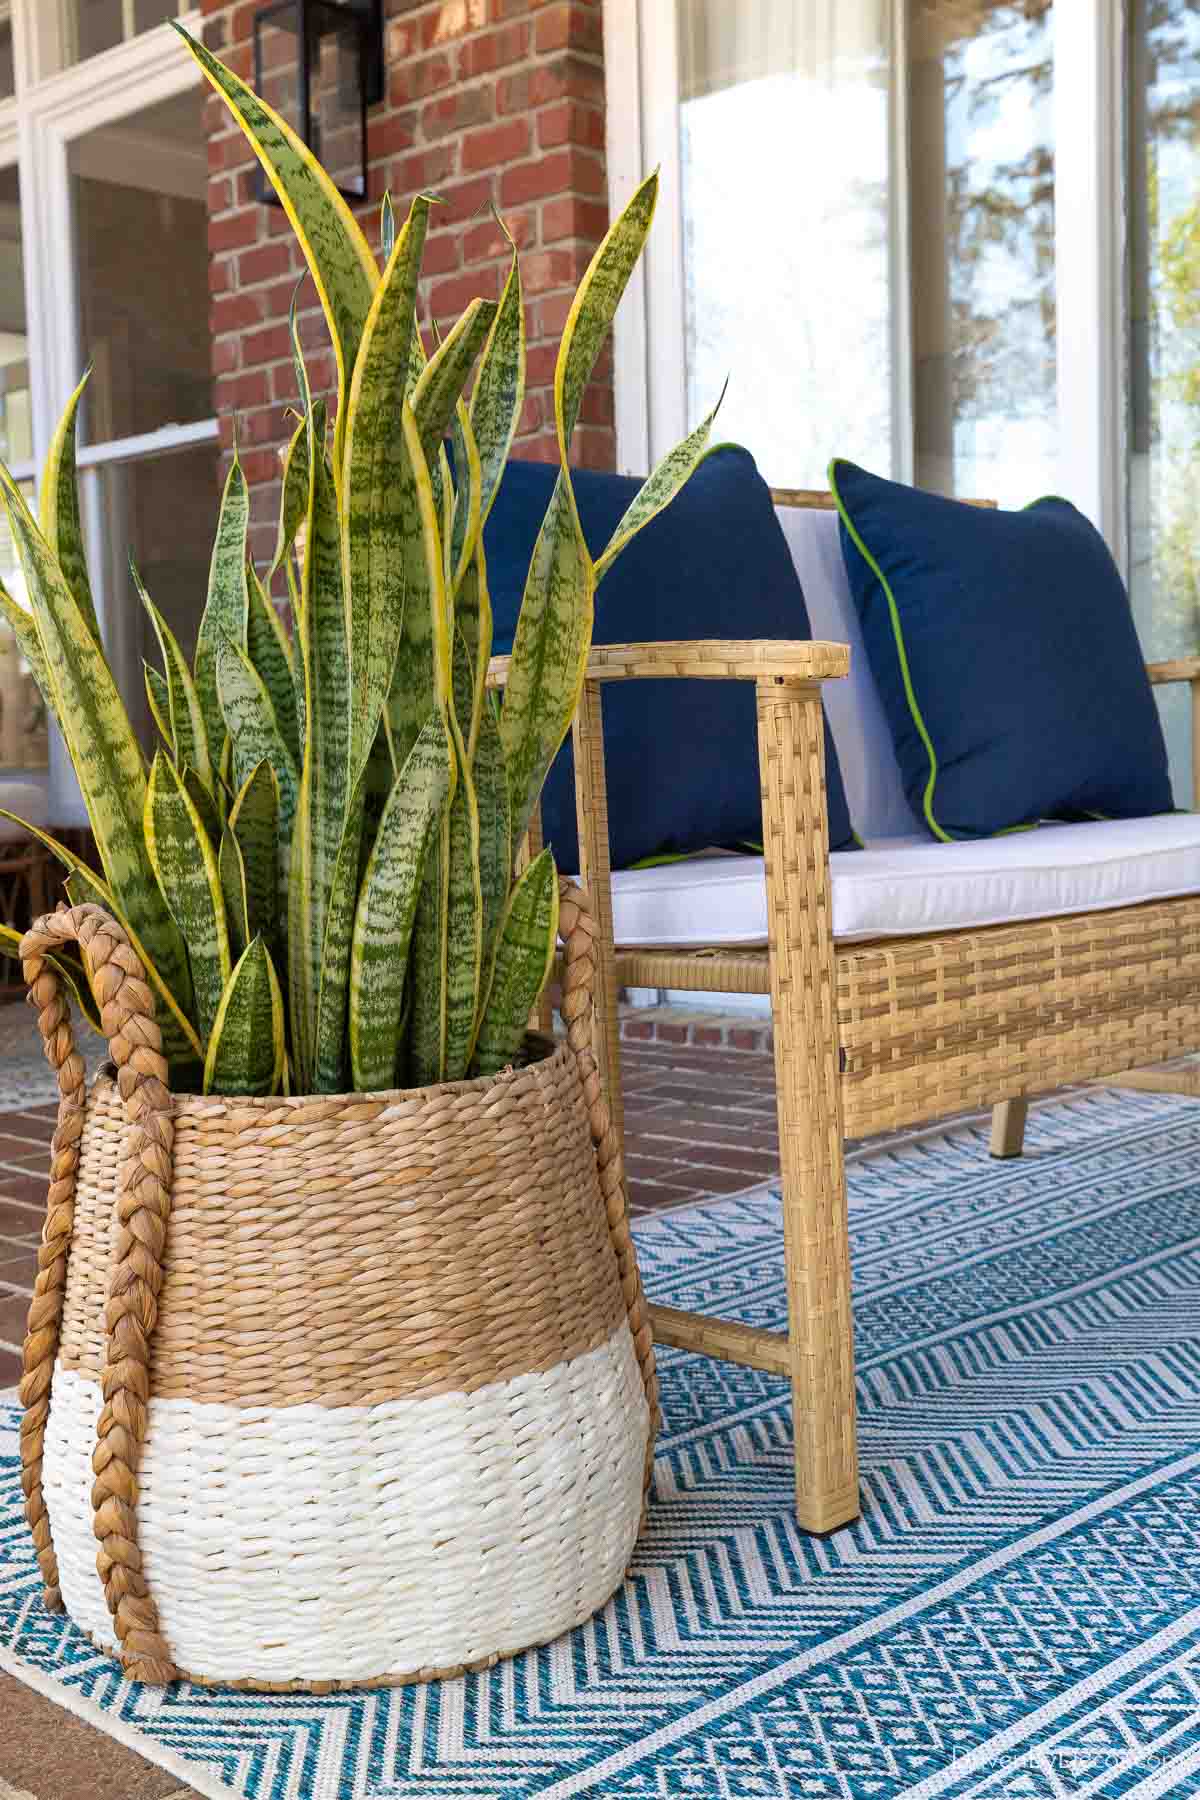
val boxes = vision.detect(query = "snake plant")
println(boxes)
[0,26,719,1097]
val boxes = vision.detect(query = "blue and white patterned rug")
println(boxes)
[3,1086,1200,1799]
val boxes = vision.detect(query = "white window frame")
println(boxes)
[604,0,1128,564]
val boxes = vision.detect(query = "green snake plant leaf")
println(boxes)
[411,297,497,476]
[0,924,104,1035]
[202,935,286,1097]
[448,400,482,602]
[473,693,511,972]
[469,218,525,535]
[174,24,378,481]
[311,763,370,1093]
[228,758,280,955]
[556,170,658,457]
[218,827,250,959]
[498,473,595,857]
[593,392,726,581]
[144,663,172,752]
[132,560,213,790]
[450,538,492,761]
[381,190,396,263]
[381,399,454,773]
[144,751,232,1042]
[181,765,222,848]
[341,195,432,776]
[409,807,450,1089]
[0,470,194,1018]
[348,714,452,1092]
[284,549,307,750]
[0,582,54,718]
[247,562,300,765]
[194,450,251,767]
[215,631,299,910]
[270,412,310,577]
[40,369,101,650]
[473,848,559,1078]
[0,809,203,1066]
[440,692,484,1084]
[290,400,350,1090]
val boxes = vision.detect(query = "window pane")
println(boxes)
[0,167,31,469]
[910,0,1057,505]
[676,1,893,487]
[87,448,220,749]
[1129,0,1200,802]
[70,92,211,444]
[64,0,179,64]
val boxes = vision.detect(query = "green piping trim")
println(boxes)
[827,459,952,843]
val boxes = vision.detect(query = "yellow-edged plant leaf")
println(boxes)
[451,535,491,760]
[348,714,452,1092]
[181,764,221,847]
[411,296,496,475]
[144,663,172,752]
[473,692,510,976]
[441,706,483,1084]
[311,763,370,1093]
[0,923,104,1035]
[228,758,279,956]
[132,560,212,789]
[556,170,658,457]
[194,450,250,766]
[409,802,451,1089]
[594,394,725,581]
[473,848,558,1077]
[247,561,300,764]
[384,400,453,769]
[381,191,396,262]
[448,399,483,602]
[0,469,194,1017]
[215,630,298,912]
[270,412,310,576]
[0,809,203,1066]
[289,400,350,1090]
[202,936,285,1097]
[174,24,378,481]
[144,751,232,1042]
[218,826,250,959]
[341,196,432,776]
[0,582,53,715]
[40,370,101,649]
[468,217,525,535]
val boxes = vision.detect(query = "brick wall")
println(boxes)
[200,0,614,571]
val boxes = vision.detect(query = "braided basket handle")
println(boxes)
[18,903,178,1683]
[557,881,660,1469]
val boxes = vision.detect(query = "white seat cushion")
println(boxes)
[609,815,1200,948]
[0,777,49,840]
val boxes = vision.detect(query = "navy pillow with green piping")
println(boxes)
[829,458,1173,840]
[484,446,858,870]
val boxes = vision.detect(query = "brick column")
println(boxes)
[200,0,615,569]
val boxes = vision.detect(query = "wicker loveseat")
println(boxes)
[491,487,1200,1538]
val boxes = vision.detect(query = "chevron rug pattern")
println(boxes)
[3,1086,1200,1799]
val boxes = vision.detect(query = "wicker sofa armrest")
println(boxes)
[1146,657,1200,686]
[487,638,850,688]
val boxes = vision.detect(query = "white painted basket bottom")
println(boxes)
[42,1325,649,1685]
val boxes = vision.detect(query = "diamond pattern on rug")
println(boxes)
[2,1088,1200,1798]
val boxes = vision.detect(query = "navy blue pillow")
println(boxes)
[830,458,1173,840]
[485,447,857,870]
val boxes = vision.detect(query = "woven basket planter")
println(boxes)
[16,883,658,1690]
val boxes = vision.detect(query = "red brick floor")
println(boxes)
[0,1043,781,1392]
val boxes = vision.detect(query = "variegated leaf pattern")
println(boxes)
[348,715,451,1092]
[144,752,232,1042]
[228,759,279,958]
[383,401,453,773]
[181,765,221,848]
[409,807,450,1089]
[144,664,172,752]
[0,924,103,1035]
[341,196,432,776]
[175,24,378,480]
[0,470,194,1021]
[218,827,250,958]
[556,170,658,455]
[311,764,368,1094]
[270,413,310,576]
[215,632,298,911]
[473,694,511,977]
[203,936,286,1097]
[448,400,482,600]
[0,581,52,713]
[498,472,595,856]
[451,541,492,760]
[40,369,102,649]
[248,561,300,765]
[133,561,212,790]
[469,220,525,533]
[194,451,250,767]
[442,732,482,1083]
[594,392,725,580]
[380,191,396,263]
[473,848,559,1078]
[411,297,496,475]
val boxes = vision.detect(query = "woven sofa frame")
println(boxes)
[487,495,1200,1539]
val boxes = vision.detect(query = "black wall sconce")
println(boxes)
[253,1,384,205]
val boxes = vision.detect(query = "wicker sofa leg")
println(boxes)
[756,676,859,1534]
[990,1099,1028,1158]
